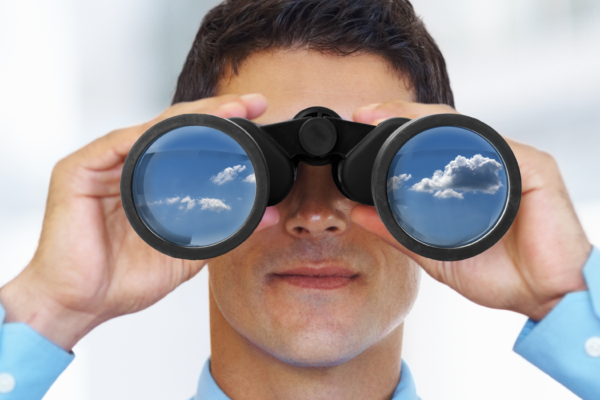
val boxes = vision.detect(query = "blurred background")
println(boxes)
[1,0,599,399]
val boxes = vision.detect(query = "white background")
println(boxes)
[1,1,599,399]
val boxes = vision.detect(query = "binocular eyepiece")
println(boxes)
[121,106,520,261]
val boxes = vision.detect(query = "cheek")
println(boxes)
[376,252,421,328]
[211,247,420,324]
[207,235,270,330]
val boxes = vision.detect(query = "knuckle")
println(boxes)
[375,102,407,118]
[426,103,455,116]
[52,158,66,175]
[154,101,192,121]
[442,104,458,113]
[538,150,557,167]
[528,150,562,186]
[51,156,72,180]
[387,100,408,112]
[105,128,120,140]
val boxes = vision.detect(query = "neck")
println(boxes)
[209,288,404,400]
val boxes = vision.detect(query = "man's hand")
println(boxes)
[0,93,275,351]
[351,100,592,321]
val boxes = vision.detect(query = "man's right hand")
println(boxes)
[0,93,273,351]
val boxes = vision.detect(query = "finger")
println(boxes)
[208,93,268,120]
[66,94,269,172]
[371,118,388,126]
[504,138,591,262]
[353,100,457,124]
[501,137,563,195]
[56,127,144,173]
[160,94,241,118]
[238,93,268,120]
[255,206,280,232]
[163,93,267,120]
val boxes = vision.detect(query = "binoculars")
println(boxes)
[121,106,520,261]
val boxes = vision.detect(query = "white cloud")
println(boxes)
[210,165,246,185]
[166,196,180,204]
[387,173,412,191]
[410,154,503,199]
[180,196,196,210]
[148,195,231,213]
[198,198,231,212]
[149,196,182,206]
[243,174,256,183]
[433,189,464,199]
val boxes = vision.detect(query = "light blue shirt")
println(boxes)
[195,358,419,399]
[1,247,600,399]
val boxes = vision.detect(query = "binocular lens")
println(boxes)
[386,126,509,248]
[122,109,519,261]
[132,126,257,247]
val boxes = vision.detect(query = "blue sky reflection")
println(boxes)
[387,126,508,248]
[132,126,256,247]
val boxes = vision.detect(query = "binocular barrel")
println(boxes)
[121,107,521,261]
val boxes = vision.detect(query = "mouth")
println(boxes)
[270,265,359,290]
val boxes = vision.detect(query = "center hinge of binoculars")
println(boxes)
[258,107,375,166]
[229,107,411,207]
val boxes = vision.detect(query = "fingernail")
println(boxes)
[217,102,242,110]
[240,93,264,102]
[359,103,381,111]
[216,102,246,117]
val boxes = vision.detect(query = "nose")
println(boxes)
[282,163,349,239]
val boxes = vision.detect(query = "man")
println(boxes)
[0,0,598,399]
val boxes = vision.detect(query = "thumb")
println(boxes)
[255,206,280,232]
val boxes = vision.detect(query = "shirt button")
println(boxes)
[0,373,15,393]
[585,336,600,358]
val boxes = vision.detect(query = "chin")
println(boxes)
[267,337,370,368]
[253,319,382,368]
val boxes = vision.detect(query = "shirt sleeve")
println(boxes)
[514,246,600,400]
[0,301,74,399]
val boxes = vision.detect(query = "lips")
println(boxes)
[271,266,359,290]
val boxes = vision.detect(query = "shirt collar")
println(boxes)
[195,358,419,400]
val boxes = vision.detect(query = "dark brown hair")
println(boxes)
[173,0,454,107]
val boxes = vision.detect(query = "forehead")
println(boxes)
[216,49,414,124]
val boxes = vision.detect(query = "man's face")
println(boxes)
[209,49,420,367]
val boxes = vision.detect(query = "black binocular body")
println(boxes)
[121,107,521,261]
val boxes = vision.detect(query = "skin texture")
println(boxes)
[209,50,419,399]
[0,48,592,400]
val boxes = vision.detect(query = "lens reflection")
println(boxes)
[387,126,508,248]
[132,126,256,247]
